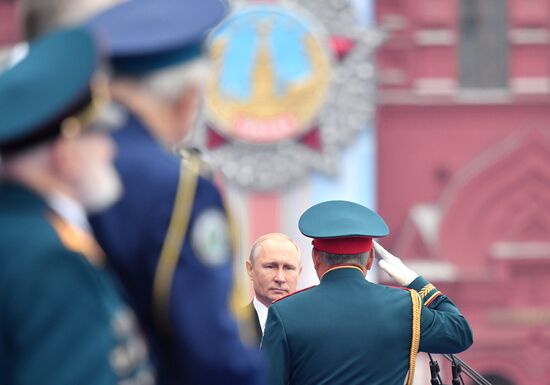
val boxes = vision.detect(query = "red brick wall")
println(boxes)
[0,0,21,47]
[376,1,550,384]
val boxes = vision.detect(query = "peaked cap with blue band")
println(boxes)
[87,0,228,75]
[0,28,99,156]
[299,200,389,254]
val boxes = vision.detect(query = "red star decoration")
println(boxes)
[206,126,228,149]
[299,126,322,151]
[330,36,355,61]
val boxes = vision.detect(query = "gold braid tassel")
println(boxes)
[407,289,422,385]
[153,155,200,333]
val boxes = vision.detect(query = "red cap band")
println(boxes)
[313,237,373,254]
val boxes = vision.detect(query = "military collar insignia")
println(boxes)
[320,264,365,280]
[191,208,231,267]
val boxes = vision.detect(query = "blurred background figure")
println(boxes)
[245,233,302,343]
[0,27,154,385]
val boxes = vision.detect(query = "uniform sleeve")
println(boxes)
[150,177,264,385]
[260,305,290,385]
[5,248,117,385]
[408,276,473,354]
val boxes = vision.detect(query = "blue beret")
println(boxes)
[299,200,389,239]
[87,0,228,75]
[0,27,99,156]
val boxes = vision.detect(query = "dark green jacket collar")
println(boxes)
[0,181,48,212]
[320,265,367,284]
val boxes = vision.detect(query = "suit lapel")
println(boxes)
[247,302,263,346]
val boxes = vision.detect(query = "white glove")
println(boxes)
[373,241,419,286]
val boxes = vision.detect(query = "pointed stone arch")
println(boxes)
[435,129,550,269]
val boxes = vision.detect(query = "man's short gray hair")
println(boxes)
[316,249,371,267]
[120,58,210,103]
[21,0,122,40]
[249,233,301,264]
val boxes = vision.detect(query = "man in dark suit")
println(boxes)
[245,233,302,344]
[261,200,473,385]
[243,299,263,344]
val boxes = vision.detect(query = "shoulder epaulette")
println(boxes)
[272,285,316,304]
[47,213,105,265]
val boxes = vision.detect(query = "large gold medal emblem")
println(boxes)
[196,1,381,190]
[205,6,331,144]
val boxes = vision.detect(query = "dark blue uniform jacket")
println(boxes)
[89,113,264,385]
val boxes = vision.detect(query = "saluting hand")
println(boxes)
[373,241,419,286]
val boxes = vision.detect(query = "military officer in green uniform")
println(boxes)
[260,200,473,385]
[0,28,155,385]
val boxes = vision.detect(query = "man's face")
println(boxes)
[75,132,122,213]
[57,131,122,212]
[246,238,302,307]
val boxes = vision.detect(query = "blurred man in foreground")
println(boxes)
[0,28,154,385]
[85,1,264,384]
[261,200,473,385]
[246,233,302,343]
[19,0,265,383]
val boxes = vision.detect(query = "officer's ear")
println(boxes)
[312,248,321,270]
[366,249,375,271]
[174,84,201,142]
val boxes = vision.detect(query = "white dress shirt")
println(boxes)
[47,192,91,232]
[253,297,269,334]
